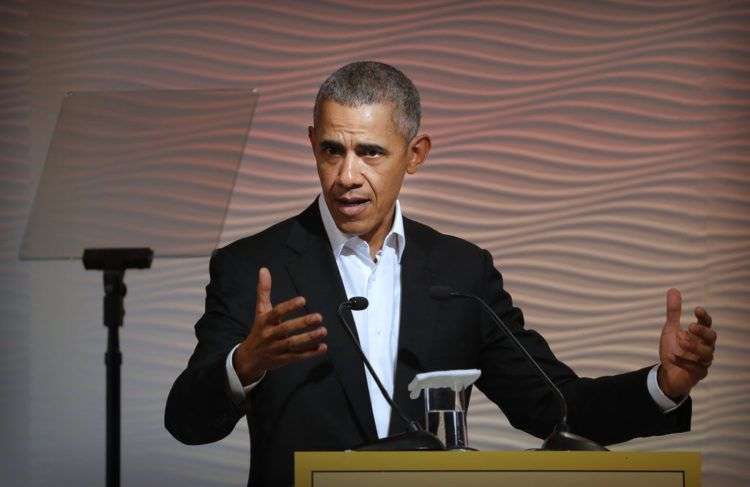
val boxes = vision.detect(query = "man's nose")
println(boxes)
[336,153,364,188]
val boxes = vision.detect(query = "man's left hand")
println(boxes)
[658,288,717,399]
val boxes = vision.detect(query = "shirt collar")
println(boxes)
[318,194,406,262]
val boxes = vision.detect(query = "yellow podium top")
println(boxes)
[295,451,700,487]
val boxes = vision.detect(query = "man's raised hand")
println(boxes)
[233,267,327,385]
[658,288,716,399]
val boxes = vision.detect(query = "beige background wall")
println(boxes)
[1,1,748,486]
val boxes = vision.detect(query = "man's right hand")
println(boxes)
[233,267,328,385]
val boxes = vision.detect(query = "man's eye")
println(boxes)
[323,147,342,156]
[360,149,383,158]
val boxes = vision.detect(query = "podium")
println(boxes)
[295,451,700,487]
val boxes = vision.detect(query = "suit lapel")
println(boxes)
[388,219,438,435]
[284,202,378,441]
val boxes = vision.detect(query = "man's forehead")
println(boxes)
[316,100,399,137]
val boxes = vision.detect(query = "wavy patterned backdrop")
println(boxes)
[0,1,31,486]
[0,1,747,486]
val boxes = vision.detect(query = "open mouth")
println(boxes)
[333,196,370,217]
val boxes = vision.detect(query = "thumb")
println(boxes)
[665,288,682,327]
[255,267,273,317]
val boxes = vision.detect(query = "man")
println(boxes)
[165,62,716,487]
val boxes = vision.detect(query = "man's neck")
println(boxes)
[360,210,395,258]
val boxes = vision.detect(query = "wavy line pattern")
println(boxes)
[0,1,31,486]
[2,1,747,486]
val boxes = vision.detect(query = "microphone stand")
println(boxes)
[337,299,444,451]
[83,248,154,487]
[429,286,607,451]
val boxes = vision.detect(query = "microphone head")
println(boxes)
[428,285,455,300]
[348,296,369,311]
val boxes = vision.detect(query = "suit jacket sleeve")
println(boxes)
[473,249,691,445]
[165,247,254,445]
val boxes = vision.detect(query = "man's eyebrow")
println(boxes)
[320,140,345,151]
[355,143,388,155]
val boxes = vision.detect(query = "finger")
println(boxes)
[688,322,717,345]
[679,329,715,361]
[268,313,323,340]
[672,343,703,365]
[674,342,713,367]
[274,326,327,354]
[694,307,712,328]
[673,334,713,367]
[288,327,328,353]
[265,296,307,324]
[255,267,273,316]
[665,288,682,326]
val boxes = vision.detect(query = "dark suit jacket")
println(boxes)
[165,200,690,487]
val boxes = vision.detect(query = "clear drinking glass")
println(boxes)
[424,386,470,450]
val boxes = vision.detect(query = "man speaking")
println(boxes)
[165,61,717,487]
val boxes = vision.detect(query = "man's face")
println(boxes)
[309,101,428,246]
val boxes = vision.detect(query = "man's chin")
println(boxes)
[333,219,371,238]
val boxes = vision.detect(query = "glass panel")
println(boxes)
[20,88,258,259]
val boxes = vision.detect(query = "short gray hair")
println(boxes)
[313,61,421,141]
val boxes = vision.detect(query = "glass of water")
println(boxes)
[424,386,470,450]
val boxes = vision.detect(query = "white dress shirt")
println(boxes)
[317,195,404,437]
[225,197,682,431]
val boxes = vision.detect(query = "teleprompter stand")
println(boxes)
[20,89,258,487]
[83,248,153,487]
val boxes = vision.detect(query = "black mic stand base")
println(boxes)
[82,247,153,487]
[539,425,608,451]
[353,430,446,451]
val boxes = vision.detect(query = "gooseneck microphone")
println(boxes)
[337,297,418,433]
[428,285,607,451]
[345,296,369,312]
[337,297,444,451]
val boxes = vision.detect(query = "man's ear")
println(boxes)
[308,125,316,148]
[406,134,431,174]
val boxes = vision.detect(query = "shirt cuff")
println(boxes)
[647,364,687,413]
[225,343,264,405]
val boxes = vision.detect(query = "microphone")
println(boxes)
[428,285,607,451]
[347,296,369,311]
[337,297,444,451]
